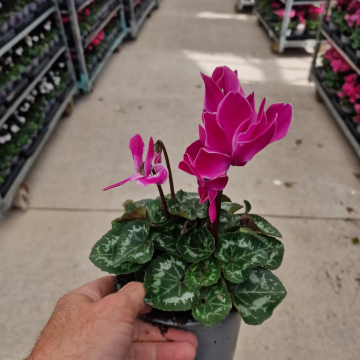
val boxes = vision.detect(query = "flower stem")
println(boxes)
[211,190,223,241]
[206,201,212,234]
[152,168,171,220]
[156,140,175,199]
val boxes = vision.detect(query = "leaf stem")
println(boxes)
[211,190,223,241]
[156,140,175,199]
[206,201,212,234]
[152,168,171,220]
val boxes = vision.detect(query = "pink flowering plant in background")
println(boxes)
[89,66,291,328]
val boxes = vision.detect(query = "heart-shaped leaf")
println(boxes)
[231,267,287,325]
[167,198,197,220]
[144,253,197,311]
[250,214,282,238]
[221,194,232,202]
[244,200,251,214]
[152,217,186,254]
[215,229,268,283]
[113,220,154,265]
[90,224,142,274]
[145,199,167,224]
[177,226,215,263]
[192,279,232,327]
[221,202,243,214]
[135,198,154,207]
[218,212,241,234]
[123,200,136,212]
[175,190,208,219]
[184,257,221,294]
[260,234,284,270]
[112,206,147,227]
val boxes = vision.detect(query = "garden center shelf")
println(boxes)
[124,0,158,39]
[309,0,360,160]
[235,0,255,13]
[60,0,127,92]
[0,0,77,219]
[255,0,325,53]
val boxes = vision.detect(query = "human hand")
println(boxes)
[28,277,197,360]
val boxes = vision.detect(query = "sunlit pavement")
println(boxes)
[0,1,359,359]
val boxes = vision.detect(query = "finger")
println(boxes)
[102,282,148,323]
[134,319,198,349]
[129,342,196,360]
[71,276,116,302]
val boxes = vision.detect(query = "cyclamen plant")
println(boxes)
[90,66,293,327]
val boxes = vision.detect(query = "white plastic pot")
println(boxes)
[295,23,305,36]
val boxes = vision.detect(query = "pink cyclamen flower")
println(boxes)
[103,135,168,191]
[275,9,295,18]
[200,66,292,166]
[309,4,323,15]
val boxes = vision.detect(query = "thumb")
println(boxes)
[101,282,151,323]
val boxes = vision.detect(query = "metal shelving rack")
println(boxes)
[255,0,325,53]
[309,0,360,159]
[62,0,127,92]
[0,0,77,219]
[124,0,158,39]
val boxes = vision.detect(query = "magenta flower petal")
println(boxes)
[232,114,277,166]
[266,103,293,143]
[154,152,162,164]
[103,173,143,191]
[201,72,224,112]
[129,134,144,173]
[185,139,203,162]
[136,165,168,186]
[199,125,206,145]
[217,92,253,149]
[144,137,154,176]
[193,148,231,179]
[179,159,194,176]
[198,186,208,204]
[221,66,241,95]
[208,189,218,223]
[199,175,229,191]
[203,111,230,154]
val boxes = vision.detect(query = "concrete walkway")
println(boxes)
[1,1,360,359]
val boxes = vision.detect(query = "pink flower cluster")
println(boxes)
[179,66,292,222]
[337,74,360,103]
[275,9,296,18]
[325,46,351,73]
[345,1,360,28]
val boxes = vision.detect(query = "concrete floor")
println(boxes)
[1,0,360,359]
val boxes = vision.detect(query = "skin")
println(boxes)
[28,277,198,360]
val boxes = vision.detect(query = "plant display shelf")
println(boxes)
[0,6,56,57]
[235,0,255,13]
[63,0,127,92]
[0,84,77,219]
[311,74,360,159]
[308,0,360,160]
[0,0,77,219]
[126,0,158,39]
[255,0,325,54]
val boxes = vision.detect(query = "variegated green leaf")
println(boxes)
[175,190,208,219]
[260,234,284,270]
[112,206,147,227]
[89,224,141,274]
[152,217,186,254]
[135,198,154,207]
[244,200,251,214]
[145,199,167,224]
[251,214,282,238]
[192,279,232,327]
[177,226,214,263]
[221,194,232,202]
[184,257,221,294]
[218,212,241,234]
[231,267,287,325]
[113,220,154,265]
[123,200,136,212]
[144,253,197,311]
[215,229,268,283]
[221,202,243,214]
[167,198,197,220]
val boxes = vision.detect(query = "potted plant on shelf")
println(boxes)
[89,66,293,360]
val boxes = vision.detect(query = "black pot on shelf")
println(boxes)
[321,81,338,99]
[329,22,339,32]
[0,158,26,198]
[343,45,360,67]
[315,67,326,81]
[332,33,344,49]
[344,117,360,143]
[332,97,356,118]
[341,33,351,46]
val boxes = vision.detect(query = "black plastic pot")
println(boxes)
[340,33,351,46]
[315,67,326,81]
[332,98,356,117]
[44,101,61,126]
[344,117,360,143]
[344,45,360,67]
[332,33,344,49]
[22,126,48,158]
[0,104,6,117]
[0,28,16,48]
[28,56,50,80]
[141,311,241,360]
[321,81,338,99]
[5,78,29,105]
